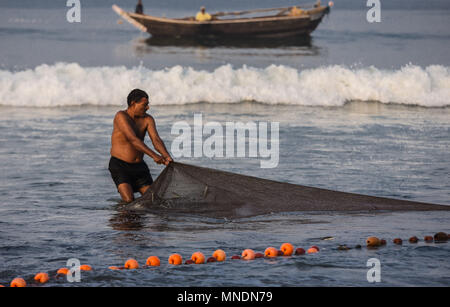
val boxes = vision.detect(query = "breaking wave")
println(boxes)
[0,62,449,107]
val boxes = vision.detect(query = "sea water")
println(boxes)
[0,0,449,287]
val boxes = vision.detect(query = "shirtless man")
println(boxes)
[109,89,172,203]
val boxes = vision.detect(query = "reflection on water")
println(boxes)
[121,32,324,70]
[144,35,313,49]
[109,204,175,233]
[109,209,145,231]
[131,35,321,62]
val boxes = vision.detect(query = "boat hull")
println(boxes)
[127,7,329,38]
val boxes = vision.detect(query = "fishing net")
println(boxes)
[127,162,449,218]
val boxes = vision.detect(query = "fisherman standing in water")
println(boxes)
[135,0,144,14]
[109,89,172,203]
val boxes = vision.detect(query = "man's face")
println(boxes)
[133,97,149,116]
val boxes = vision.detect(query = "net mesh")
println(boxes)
[127,162,449,218]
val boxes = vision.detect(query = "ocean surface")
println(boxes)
[0,0,449,287]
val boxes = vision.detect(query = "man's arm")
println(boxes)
[146,116,173,164]
[114,112,164,163]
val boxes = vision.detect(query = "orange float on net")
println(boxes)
[264,247,278,258]
[434,232,448,242]
[424,236,433,243]
[241,249,255,260]
[57,267,69,275]
[212,249,226,262]
[280,243,294,256]
[168,253,183,265]
[80,264,92,271]
[393,238,403,245]
[191,252,205,264]
[146,256,161,267]
[124,259,139,269]
[307,247,319,254]
[295,248,305,255]
[409,236,419,243]
[10,278,26,287]
[366,237,381,247]
[108,266,120,270]
[34,272,49,284]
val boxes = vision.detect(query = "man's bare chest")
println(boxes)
[129,120,147,139]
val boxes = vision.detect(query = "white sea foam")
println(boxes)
[0,62,449,107]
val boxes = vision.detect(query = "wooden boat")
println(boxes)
[112,2,331,38]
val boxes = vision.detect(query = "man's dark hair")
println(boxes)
[127,89,149,107]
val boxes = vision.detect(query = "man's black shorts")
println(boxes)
[108,156,153,192]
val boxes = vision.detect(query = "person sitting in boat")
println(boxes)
[288,6,304,16]
[195,6,212,21]
[135,0,144,14]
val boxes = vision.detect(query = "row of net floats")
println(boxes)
[3,232,448,287]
